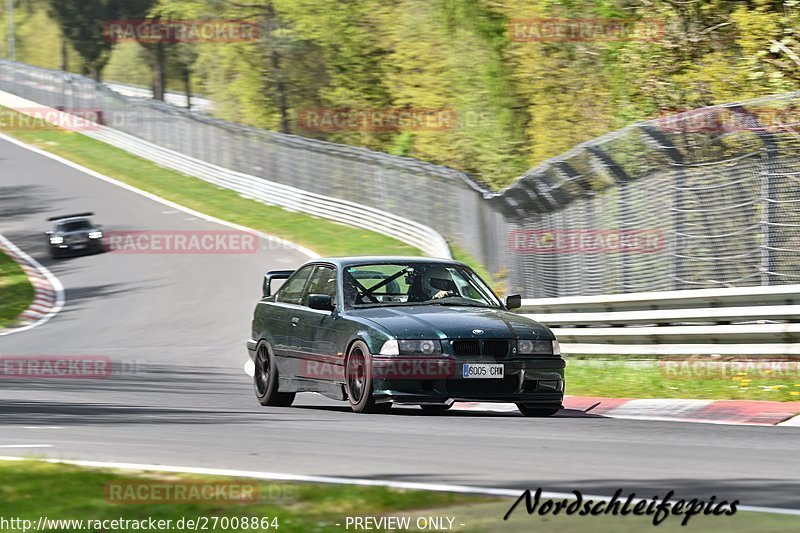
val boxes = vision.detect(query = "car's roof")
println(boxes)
[55,217,91,224]
[307,256,468,268]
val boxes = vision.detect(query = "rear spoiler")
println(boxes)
[48,212,94,221]
[263,270,294,298]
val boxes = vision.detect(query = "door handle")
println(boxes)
[291,317,300,326]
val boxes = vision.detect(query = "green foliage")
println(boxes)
[7,0,800,187]
[0,246,35,330]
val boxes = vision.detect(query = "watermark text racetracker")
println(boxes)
[0,356,144,379]
[509,229,664,254]
[298,108,456,133]
[104,480,297,505]
[101,230,286,254]
[0,108,102,132]
[509,18,664,42]
[660,357,800,380]
[104,19,260,43]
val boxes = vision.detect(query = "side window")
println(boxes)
[276,265,314,305]
[303,265,337,306]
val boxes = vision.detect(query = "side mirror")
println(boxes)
[263,269,294,298]
[505,294,522,310]
[308,293,334,311]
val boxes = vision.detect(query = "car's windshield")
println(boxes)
[57,220,91,232]
[343,262,501,309]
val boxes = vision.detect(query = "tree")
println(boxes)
[46,0,124,80]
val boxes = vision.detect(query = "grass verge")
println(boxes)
[0,246,34,329]
[566,356,800,401]
[0,460,489,533]
[2,460,797,532]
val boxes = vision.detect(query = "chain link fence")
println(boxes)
[1,60,799,298]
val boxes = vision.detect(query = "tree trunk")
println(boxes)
[60,38,68,71]
[152,44,166,101]
[265,5,289,133]
[183,69,191,109]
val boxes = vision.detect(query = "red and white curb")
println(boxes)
[453,396,800,426]
[244,360,800,426]
[0,233,64,336]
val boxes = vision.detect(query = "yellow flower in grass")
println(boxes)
[790,391,800,396]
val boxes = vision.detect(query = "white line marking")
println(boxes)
[22,427,63,430]
[0,132,319,259]
[0,233,65,337]
[777,415,800,427]
[0,445,52,448]
[0,456,796,516]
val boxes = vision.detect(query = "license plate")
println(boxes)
[73,244,86,249]
[462,363,504,379]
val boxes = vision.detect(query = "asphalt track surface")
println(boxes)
[1,137,799,511]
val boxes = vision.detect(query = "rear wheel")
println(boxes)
[345,341,378,413]
[420,404,452,414]
[254,342,295,407]
[516,403,561,417]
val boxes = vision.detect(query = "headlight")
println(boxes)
[552,339,561,355]
[517,339,554,355]
[88,230,103,239]
[398,339,441,355]
[379,339,442,355]
[49,236,64,245]
[379,339,399,355]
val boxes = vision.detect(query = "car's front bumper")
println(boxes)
[370,355,565,405]
[49,240,103,254]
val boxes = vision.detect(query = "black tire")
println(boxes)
[49,248,61,259]
[516,403,561,417]
[345,340,378,413]
[253,342,295,407]
[421,404,452,414]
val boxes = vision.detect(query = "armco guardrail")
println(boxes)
[4,60,800,297]
[0,90,452,259]
[105,82,213,113]
[521,285,800,354]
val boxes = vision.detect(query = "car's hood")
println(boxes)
[348,305,553,340]
[59,230,92,238]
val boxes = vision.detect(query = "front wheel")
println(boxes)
[254,342,295,407]
[516,403,561,417]
[345,340,379,413]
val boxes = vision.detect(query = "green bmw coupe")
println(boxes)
[247,257,565,416]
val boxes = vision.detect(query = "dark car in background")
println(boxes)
[247,257,564,416]
[45,213,104,258]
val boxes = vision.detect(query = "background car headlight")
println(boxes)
[88,230,103,239]
[517,339,554,354]
[398,339,442,355]
[49,236,64,245]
